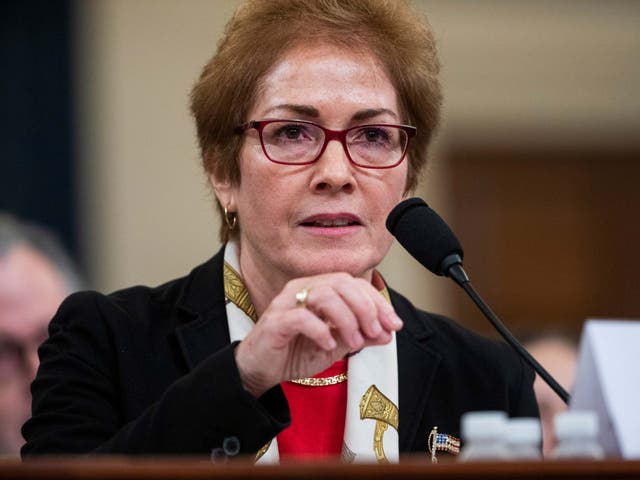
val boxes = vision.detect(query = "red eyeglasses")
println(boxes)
[236,119,416,169]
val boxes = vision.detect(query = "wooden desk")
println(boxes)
[2,457,640,480]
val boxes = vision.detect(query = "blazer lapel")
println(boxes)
[391,290,442,452]
[173,247,232,370]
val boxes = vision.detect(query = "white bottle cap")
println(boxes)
[461,411,508,441]
[506,417,542,445]
[554,410,599,439]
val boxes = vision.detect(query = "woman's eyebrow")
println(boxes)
[261,106,398,122]
[351,108,398,122]
[263,104,319,118]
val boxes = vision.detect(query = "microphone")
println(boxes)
[386,197,570,404]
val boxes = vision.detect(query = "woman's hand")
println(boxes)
[234,273,403,397]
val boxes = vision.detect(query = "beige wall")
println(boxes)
[75,0,240,293]
[75,1,640,315]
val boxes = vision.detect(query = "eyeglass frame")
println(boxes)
[235,119,417,169]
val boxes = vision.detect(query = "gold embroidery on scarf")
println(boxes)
[223,261,257,322]
[255,440,271,461]
[379,286,391,304]
[359,384,399,463]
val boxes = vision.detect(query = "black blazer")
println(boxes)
[22,246,538,458]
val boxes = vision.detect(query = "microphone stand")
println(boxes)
[446,259,571,405]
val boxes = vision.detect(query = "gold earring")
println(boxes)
[224,205,237,230]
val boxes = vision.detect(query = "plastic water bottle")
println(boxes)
[505,417,542,460]
[551,411,604,459]
[459,411,509,461]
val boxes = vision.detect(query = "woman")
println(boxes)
[22,0,538,462]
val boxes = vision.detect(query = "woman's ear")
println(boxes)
[208,171,236,211]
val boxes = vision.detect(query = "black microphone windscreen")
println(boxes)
[386,198,463,276]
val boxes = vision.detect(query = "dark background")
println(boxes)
[1,0,77,257]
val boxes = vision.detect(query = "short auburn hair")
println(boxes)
[190,0,441,241]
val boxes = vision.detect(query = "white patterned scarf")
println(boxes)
[223,241,399,463]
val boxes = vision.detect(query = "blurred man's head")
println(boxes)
[525,334,578,457]
[0,215,82,454]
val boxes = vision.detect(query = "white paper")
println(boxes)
[571,319,640,459]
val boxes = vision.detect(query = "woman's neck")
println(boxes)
[232,239,290,317]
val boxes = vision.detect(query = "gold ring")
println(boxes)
[295,288,309,308]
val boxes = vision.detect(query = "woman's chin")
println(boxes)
[291,251,378,279]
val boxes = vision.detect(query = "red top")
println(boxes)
[278,359,348,460]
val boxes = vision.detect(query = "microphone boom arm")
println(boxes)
[447,261,571,405]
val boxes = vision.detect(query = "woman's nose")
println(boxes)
[309,139,355,193]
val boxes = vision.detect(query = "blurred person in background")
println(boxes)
[23,0,538,461]
[524,333,578,457]
[0,214,83,455]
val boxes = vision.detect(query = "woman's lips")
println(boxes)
[299,213,363,235]
[300,213,362,226]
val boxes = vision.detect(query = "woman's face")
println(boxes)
[212,43,408,288]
